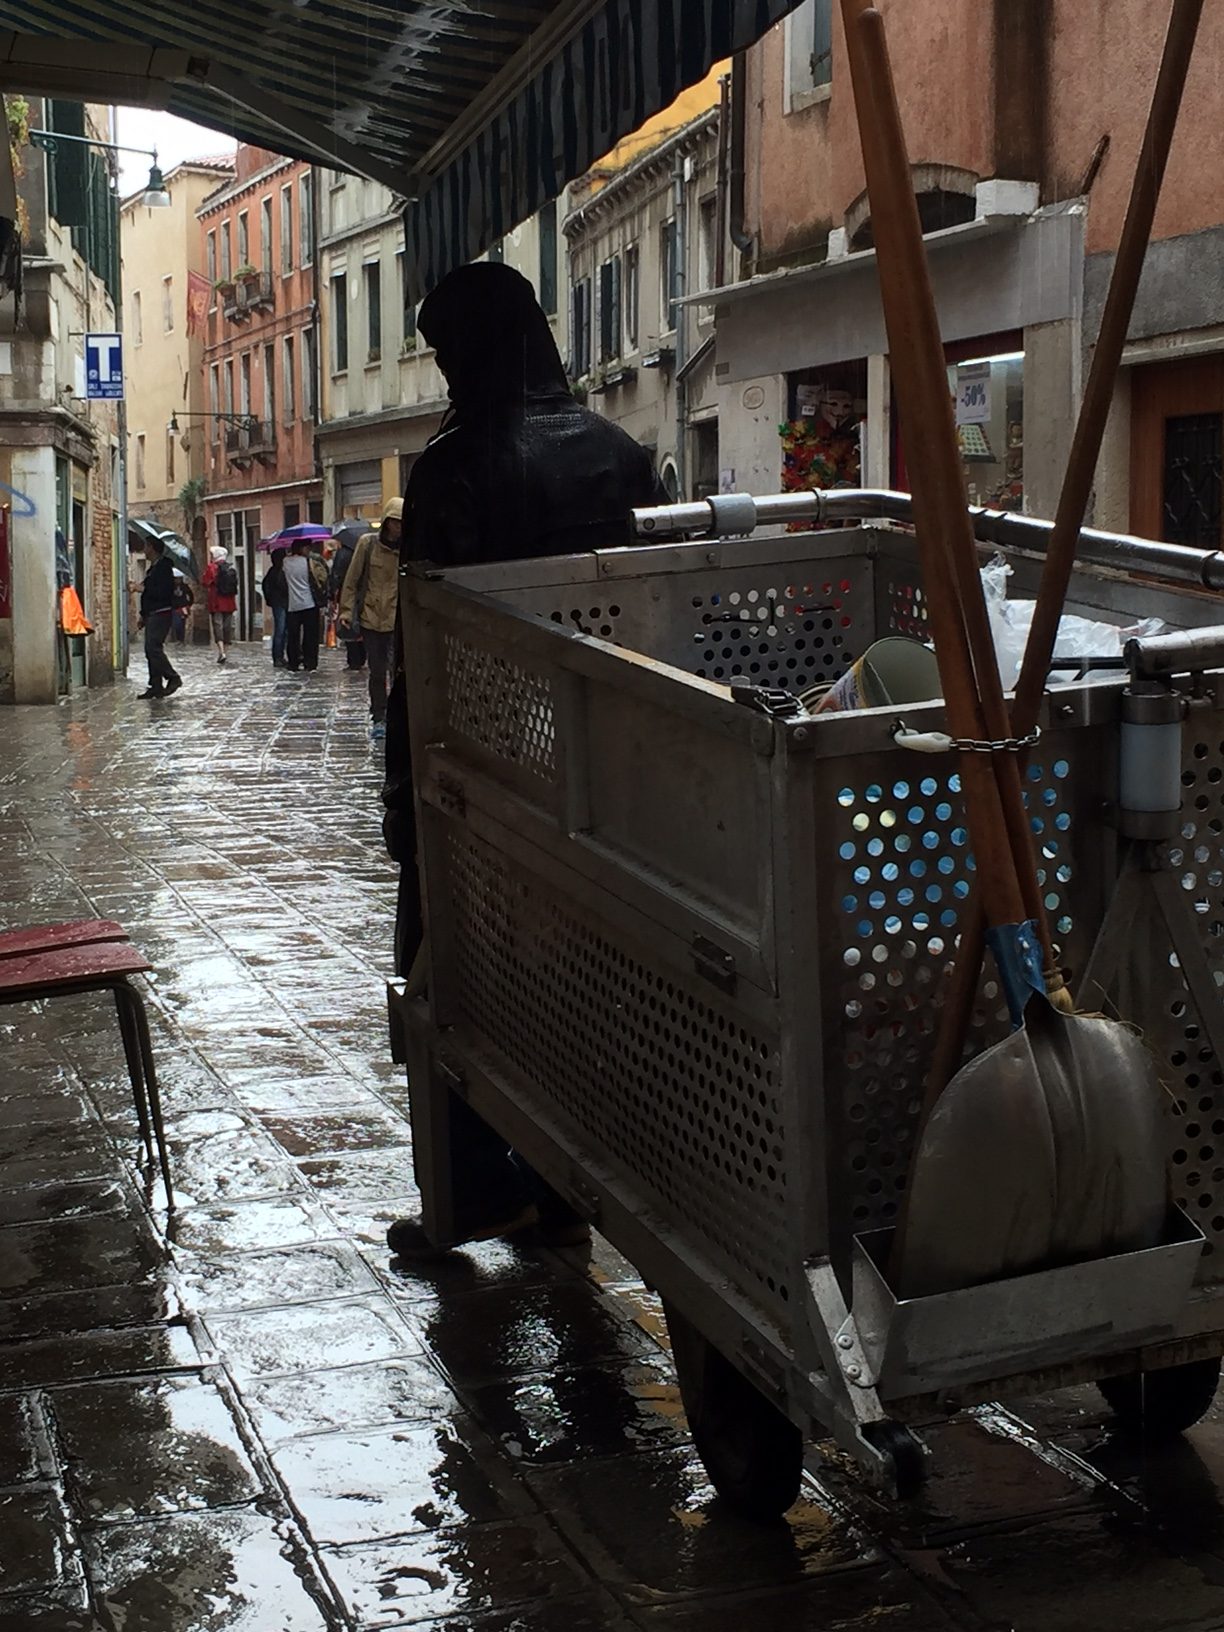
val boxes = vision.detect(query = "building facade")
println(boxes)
[317,174,566,523]
[197,147,321,638]
[1,95,121,704]
[121,157,233,545]
[709,0,1224,547]
[565,102,723,501]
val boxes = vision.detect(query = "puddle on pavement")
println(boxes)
[87,1509,333,1631]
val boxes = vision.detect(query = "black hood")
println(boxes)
[418,262,571,414]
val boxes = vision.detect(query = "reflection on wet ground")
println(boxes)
[4,648,1224,1628]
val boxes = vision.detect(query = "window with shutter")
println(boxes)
[811,0,833,85]
[571,279,591,378]
[624,246,639,351]
[539,200,558,316]
[46,101,87,228]
[599,257,621,363]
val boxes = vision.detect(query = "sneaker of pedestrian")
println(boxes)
[163,676,184,697]
[217,652,227,665]
[370,720,387,741]
[138,688,164,700]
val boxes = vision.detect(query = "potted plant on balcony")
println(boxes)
[214,275,236,298]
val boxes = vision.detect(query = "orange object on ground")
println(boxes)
[59,585,93,636]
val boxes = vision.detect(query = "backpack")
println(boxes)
[215,561,238,597]
[307,553,329,606]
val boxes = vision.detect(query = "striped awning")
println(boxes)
[0,0,800,297]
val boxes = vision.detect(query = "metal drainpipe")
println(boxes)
[309,167,323,495]
[109,112,129,673]
[715,73,730,290]
[728,52,754,258]
[673,156,687,500]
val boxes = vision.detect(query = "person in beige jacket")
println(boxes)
[338,496,402,739]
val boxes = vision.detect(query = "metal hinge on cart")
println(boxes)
[729,681,806,718]
[691,933,737,994]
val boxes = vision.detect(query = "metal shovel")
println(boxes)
[839,0,1179,1299]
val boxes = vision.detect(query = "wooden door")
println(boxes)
[1130,354,1224,548]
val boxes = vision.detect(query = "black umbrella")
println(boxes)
[161,535,198,579]
[130,518,198,579]
[331,519,372,550]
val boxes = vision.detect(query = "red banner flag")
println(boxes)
[186,270,211,337]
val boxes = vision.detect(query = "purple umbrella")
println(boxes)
[258,523,331,552]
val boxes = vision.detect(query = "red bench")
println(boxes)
[0,920,173,1206]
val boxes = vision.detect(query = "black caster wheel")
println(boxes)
[863,1420,927,1499]
[1097,1356,1222,1438]
[664,1300,804,1521]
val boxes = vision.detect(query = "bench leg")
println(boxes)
[113,985,155,1168]
[113,981,174,1209]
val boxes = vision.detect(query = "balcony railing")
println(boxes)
[224,418,276,464]
[220,270,275,323]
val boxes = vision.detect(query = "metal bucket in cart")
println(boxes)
[389,491,1224,1510]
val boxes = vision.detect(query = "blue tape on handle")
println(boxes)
[985,920,1047,1028]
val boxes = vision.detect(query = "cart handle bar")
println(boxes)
[630,488,1224,594]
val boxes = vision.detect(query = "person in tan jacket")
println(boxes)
[338,496,402,739]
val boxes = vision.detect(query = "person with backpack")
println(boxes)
[282,540,328,672]
[202,544,239,665]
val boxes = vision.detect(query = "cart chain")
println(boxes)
[891,721,1041,755]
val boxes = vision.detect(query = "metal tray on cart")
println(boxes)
[393,514,1224,1503]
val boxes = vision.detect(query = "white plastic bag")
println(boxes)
[979,554,1165,687]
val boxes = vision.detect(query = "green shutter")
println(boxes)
[47,100,87,228]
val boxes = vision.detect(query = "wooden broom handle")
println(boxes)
[1012,0,1205,735]
[925,0,1204,1105]
[840,0,1030,931]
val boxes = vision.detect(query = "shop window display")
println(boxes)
[947,350,1024,510]
[780,365,866,528]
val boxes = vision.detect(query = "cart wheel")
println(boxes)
[1097,1356,1222,1438]
[664,1301,803,1520]
[863,1420,927,1499]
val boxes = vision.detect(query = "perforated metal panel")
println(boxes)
[820,748,1097,1238]
[881,566,932,641]
[442,630,557,782]
[413,530,1224,1339]
[685,567,866,690]
[508,555,875,692]
[1142,726,1224,1277]
[443,826,793,1323]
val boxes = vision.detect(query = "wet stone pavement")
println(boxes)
[5,645,1224,1630]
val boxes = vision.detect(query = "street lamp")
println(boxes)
[168,411,259,434]
[28,130,172,207]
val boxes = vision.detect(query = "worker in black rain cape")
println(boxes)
[382,260,665,1259]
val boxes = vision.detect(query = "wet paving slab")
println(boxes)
[6,649,1224,1628]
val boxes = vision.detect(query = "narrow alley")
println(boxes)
[5,649,1224,1631]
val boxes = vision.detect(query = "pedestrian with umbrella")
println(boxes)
[136,535,183,700]
[329,518,368,672]
[283,539,327,671]
[260,541,290,668]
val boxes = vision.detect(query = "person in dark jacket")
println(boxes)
[383,261,664,1261]
[137,537,182,699]
[261,544,290,668]
[328,531,367,671]
[171,573,194,643]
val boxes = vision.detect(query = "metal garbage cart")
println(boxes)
[391,490,1224,1510]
